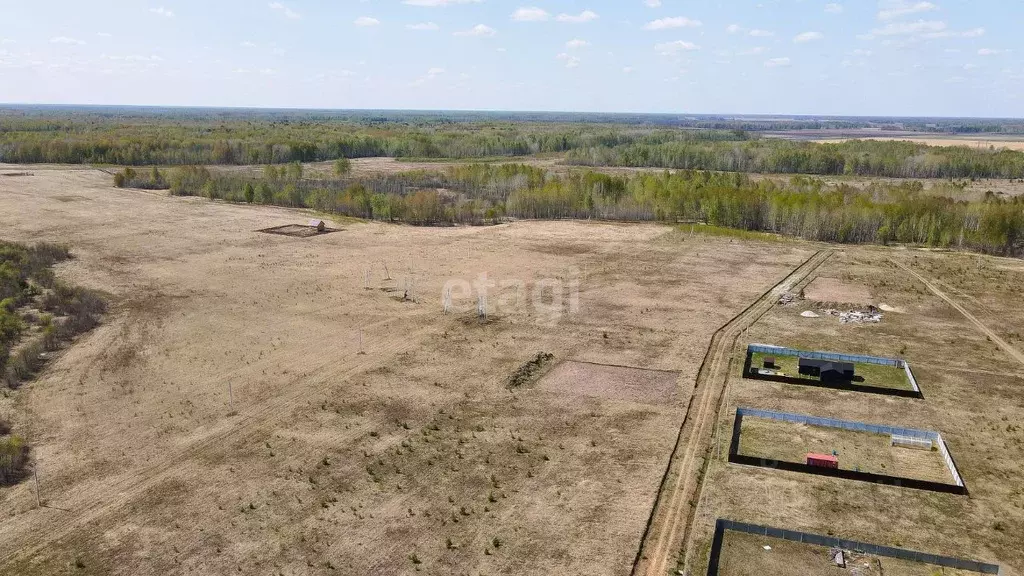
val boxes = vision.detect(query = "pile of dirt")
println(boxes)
[507,352,554,388]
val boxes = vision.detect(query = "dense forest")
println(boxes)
[566,139,1024,179]
[4,109,1024,179]
[119,163,1024,257]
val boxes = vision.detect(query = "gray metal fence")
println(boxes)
[737,407,964,487]
[712,519,999,574]
[748,343,904,368]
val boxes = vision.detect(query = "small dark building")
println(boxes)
[798,358,855,382]
[763,356,777,369]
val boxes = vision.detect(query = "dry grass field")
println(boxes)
[811,136,1024,152]
[737,418,953,484]
[692,248,1024,575]
[0,165,817,575]
[717,531,979,576]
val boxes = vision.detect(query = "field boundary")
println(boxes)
[706,518,1000,575]
[631,249,833,576]
[893,259,1024,368]
[728,407,967,495]
[742,343,923,399]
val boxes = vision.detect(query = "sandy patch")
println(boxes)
[539,360,680,405]
[803,277,872,305]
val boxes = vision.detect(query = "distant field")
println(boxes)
[810,136,1024,151]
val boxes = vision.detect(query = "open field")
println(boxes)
[689,248,1024,574]
[810,137,1024,152]
[2,164,1023,576]
[717,531,979,576]
[748,351,913,391]
[737,417,953,484]
[0,165,816,575]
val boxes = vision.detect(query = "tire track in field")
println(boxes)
[0,315,430,569]
[632,249,832,576]
[893,259,1024,368]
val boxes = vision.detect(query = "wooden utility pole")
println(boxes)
[33,466,41,508]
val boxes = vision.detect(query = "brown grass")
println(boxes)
[691,248,1024,573]
[738,417,952,484]
[0,164,814,576]
[718,531,979,576]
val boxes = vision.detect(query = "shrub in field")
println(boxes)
[0,434,30,485]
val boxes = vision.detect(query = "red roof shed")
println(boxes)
[806,453,839,468]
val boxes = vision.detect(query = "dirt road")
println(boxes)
[632,249,832,576]
[893,259,1024,368]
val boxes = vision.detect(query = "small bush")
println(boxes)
[0,434,30,485]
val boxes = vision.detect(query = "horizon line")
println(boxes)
[1,102,1023,121]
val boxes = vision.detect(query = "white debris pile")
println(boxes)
[819,305,884,323]
[801,310,820,318]
[823,308,883,324]
[778,292,801,305]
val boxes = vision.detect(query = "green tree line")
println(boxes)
[133,164,1024,256]
[566,139,1024,179]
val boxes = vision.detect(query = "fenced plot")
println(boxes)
[538,360,679,405]
[744,343,922,398]
[728,408,966,495]
[257,224,340,238]
[707,519,999,576]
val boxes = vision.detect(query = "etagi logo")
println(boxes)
[441,269,580,325]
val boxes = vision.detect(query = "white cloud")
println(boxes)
[403,0,481,5]
[623,66,634,73]
[268,2,301,20]
[793,31,823,43]
[406,22,439,30]
[851,49,873,56]
[824,3,843,13]
[149,6,174,18]
[726,24,741,34]
[946,76,966,83]
[556,53,581,68]
[978,48,1009,56]
[644,17,702,30]
[738,46,768,56]
[0,39,15,45]
[869,19,945,36]
[409,66,447,86]
[643,0,661,6]
[354,17,380,26]
[565,39,590,49]
[924,27,984,39]
[50,36,86,45]
[655,40,700,55]
[240,41,257,48]
[877,1,938,21]
[259,68,277,76]
[556,10,599,23]
[765,57,791,67]
[512,7,549,21]
[749,29,774,37]
[454,24,496,37]
[963,63,978,70]
[96,32,112,38]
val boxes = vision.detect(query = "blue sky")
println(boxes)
[1,0,1021,116]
